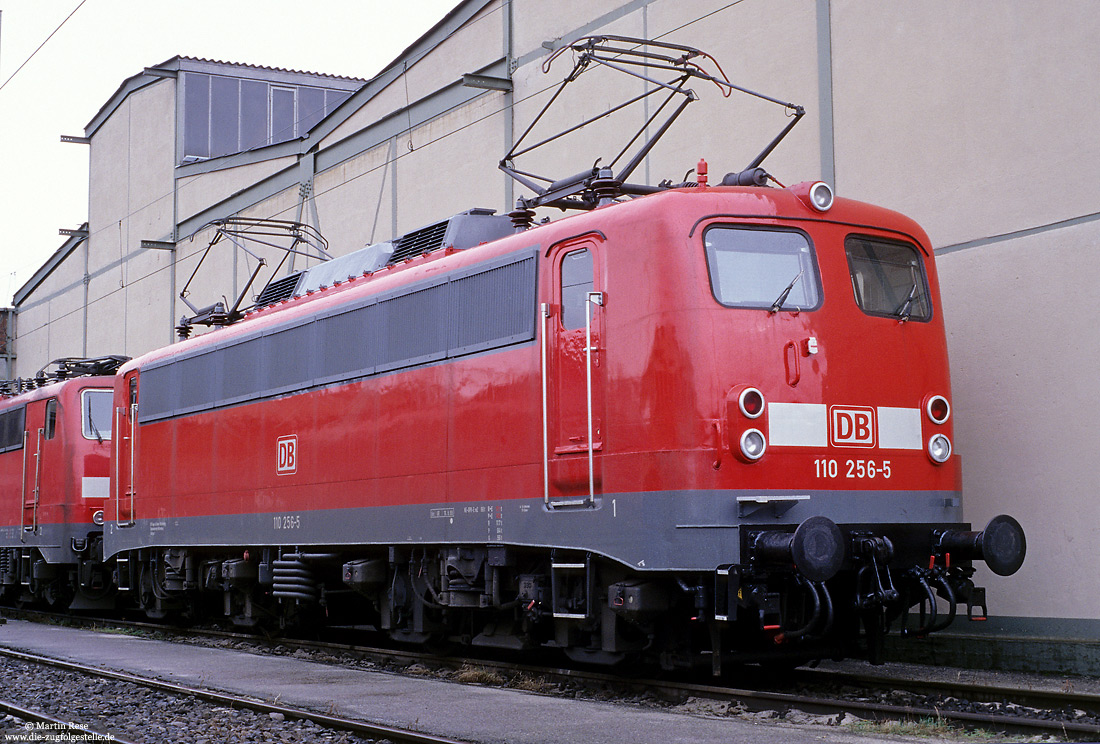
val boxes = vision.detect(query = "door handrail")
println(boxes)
[541,303,551,506]
[29,428,43,534]
[114,407,123,526]
[125,403,138,526]
[584,291,604,507]
[19,430,28,540]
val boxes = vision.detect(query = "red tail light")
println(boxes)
[926,395,950,424]
[739,387,765,418]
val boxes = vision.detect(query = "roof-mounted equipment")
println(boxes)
[176,218,332,339]
[0,355,130,398]
[253,208,514,310]
[500,35,805,217]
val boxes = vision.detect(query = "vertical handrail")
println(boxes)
[114,407,122,525]
[584,291,604,507]
[20,430,28,540]
[541,303,551,507]
[31,428,43,534]
[126,403,138,526]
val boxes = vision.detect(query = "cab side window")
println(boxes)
[44,399,58,440]
[560,249,593,330]
[0,407,25,453]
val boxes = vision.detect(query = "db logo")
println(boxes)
[277,435,298,475]
[830,406,876,448]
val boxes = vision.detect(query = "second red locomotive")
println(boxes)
[0,358,122,609]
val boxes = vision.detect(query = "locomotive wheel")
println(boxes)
[137,565,168,621]
[42,580,73,609]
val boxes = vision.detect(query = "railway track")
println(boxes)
[3,608,1097,741]
[0,695,140,744]
[0,644,469,744]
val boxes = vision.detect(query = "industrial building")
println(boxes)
[8,1,1099,670]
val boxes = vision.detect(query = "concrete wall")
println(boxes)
[12,0,1099,632]
[11,244,87,373]
[15,77,178,375]
[828,1,1100,619]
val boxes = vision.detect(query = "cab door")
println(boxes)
[21,398,54,533]
[113,372,139,526]
[547,237,605,503]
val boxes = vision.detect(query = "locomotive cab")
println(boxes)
[0,359,124,610]
[668,179,1024,664]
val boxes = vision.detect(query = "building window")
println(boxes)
[181,72,352,164]
[270,86,297,144]
[183,73,211,160]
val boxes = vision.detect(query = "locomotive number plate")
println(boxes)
[273,514,301,530]
[814,458,892,479]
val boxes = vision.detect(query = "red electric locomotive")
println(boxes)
[0,357,125,609]
[19,37,1022,671]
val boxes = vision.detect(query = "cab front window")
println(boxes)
[704,226,822,311]
[845,236,931,321]
[82,389,113,441]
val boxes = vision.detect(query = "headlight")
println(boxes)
[808,181,833,211]
[738,387,765,419]
[927,433,952,463]
[740,429,767,461]
[92,509,104,526]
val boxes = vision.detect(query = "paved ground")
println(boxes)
[0,619,966,744]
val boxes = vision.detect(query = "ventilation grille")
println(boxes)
[388,221,449,264]
[255,272,303,307]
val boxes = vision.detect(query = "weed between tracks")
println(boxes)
[846,716,1036,741]
[454,664,506,686]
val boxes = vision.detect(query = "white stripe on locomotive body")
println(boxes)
[81,476,110,499]
[767,403,924,450]
[768,402,827,447]
[875,406,924,450]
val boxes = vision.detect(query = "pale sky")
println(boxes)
[0,0,459,305]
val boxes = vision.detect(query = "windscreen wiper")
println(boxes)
[87,406,103,443]
[770,269,804,314]
[895,283,918,321]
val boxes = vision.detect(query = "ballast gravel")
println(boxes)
[0,656,387,744]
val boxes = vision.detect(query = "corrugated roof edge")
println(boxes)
[175,56,367,84]
[84,55,367,138]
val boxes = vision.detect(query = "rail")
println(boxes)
[0,696,139,744]
[0,645,471,744]
[4,609,1096,741]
